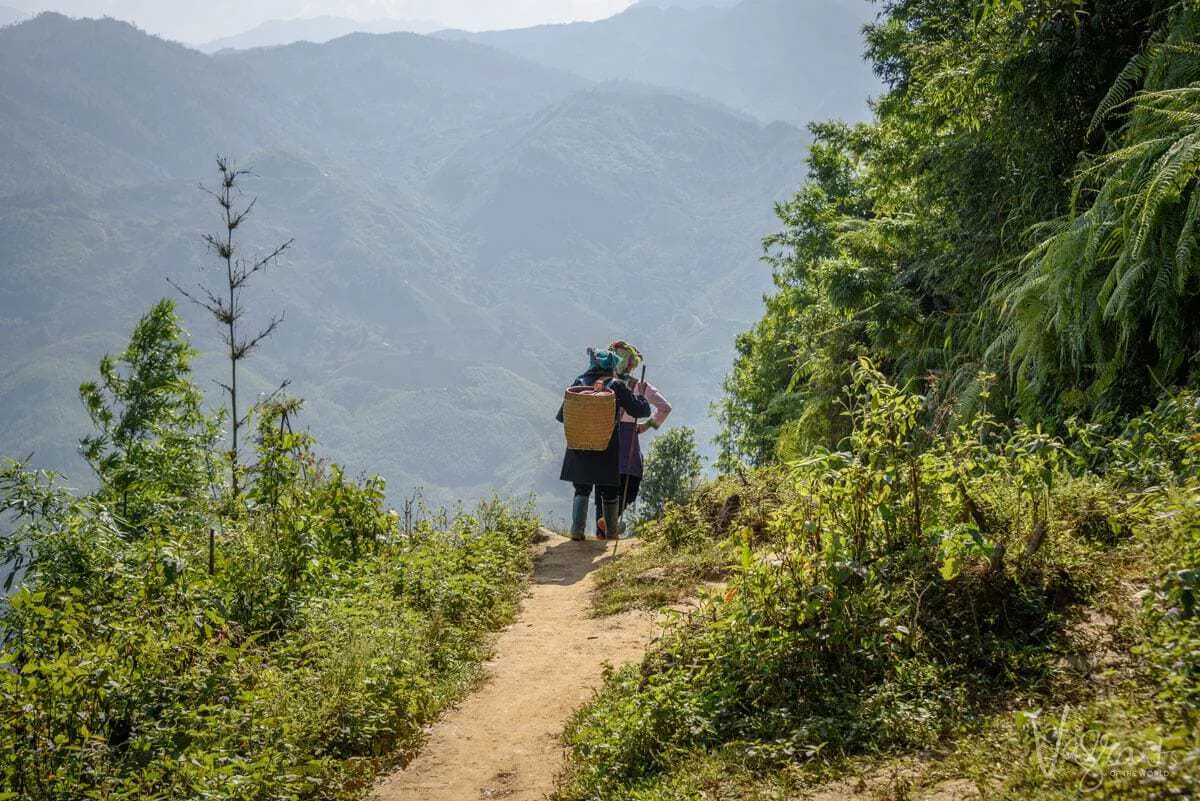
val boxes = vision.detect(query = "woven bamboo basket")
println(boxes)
[562,385,616,451]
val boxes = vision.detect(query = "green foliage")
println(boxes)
[1136,481,1200,725]
[636,427,703,526]
[0,474,536,800]
[3,298,541,800]
[637,466,788,553]
[999,4,1200,414]
[559,367,1074,799]
[558,370,1200,800]
[721,0,1181,462]
[718,121,885,465]
[1068,388,1200,486]
[989,482,1200,800]
[78,299,219,535]
[0,460,123,594]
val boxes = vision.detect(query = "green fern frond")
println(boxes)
[1175,188,1200,281]
[1090,45,1156,134]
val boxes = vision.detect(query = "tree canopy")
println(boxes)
[721,0,1193,464]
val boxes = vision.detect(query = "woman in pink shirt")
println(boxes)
[594,340,672,539]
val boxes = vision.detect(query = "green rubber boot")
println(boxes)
[569,495,588,540]
[601,498,622,541]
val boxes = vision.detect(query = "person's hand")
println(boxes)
[637,422,651,434]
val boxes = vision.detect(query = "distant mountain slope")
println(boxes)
[634,0,737,8]
[0,13,806,510]
[216,30,588,178]
[442,0,878,126]
[0,14,285,195]
[0,15,586,196]
[422,88,804,476]
[198,16,442,53]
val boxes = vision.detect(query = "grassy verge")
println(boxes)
[2,493,539,800]
[591,538,730,616]
[590,469,792,617]
[566,531,1197,801]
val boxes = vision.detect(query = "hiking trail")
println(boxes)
[371,531,661,801]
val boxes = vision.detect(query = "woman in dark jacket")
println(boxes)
[557,348,652,540]
[593,340,672,538]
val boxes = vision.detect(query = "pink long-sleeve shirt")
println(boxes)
[620,380,672,428]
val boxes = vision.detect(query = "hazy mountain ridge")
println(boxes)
[199,15,443,52]
[0,15,288,195]
[0,9,860,508]
[440,0,878,126]
[634,0,738,8]
[215,30,588,180]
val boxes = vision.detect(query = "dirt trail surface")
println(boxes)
[372,532,660,801]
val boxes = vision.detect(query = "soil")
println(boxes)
[371,531,661,801]
[803,759,981,801]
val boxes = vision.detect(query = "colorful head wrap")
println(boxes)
[587,347,622,373]
[608,340,642,376]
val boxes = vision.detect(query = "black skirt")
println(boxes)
[559,426,620,486]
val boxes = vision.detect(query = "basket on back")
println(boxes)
[562,384,616,451]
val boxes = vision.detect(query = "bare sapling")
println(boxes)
[170,156,293,499]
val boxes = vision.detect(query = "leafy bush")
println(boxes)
[78,299,220,537]
[558,364,1078,798]
[1069,389,1200,488]
[556,363,1200,799]
[636,427,703,527]
[0,485,536,800]
[0,302,539,800]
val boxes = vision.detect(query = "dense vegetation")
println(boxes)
[1,300,538,800]
[719,0,1194,464]
[562,366,1199,799]
[559,1,1200,798]
[634,426,705,526]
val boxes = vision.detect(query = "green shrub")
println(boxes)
[0,498,535,800]
[558,365,1079,799]
[559,368,1200,800]
[637,427,704,525]
[1,309,540,800]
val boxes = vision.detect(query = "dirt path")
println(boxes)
[372,532,660,801]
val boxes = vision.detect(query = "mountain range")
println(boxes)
[198,15,443,53]
[0,4,876,512]
[440,0,877,126]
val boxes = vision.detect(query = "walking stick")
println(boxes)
[614,363,647,558]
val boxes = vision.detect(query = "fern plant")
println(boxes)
[997,2,1200,413]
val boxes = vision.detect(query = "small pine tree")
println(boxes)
[638,426,703,522]
[79,299,219,534]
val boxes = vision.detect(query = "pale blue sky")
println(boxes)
[9,0,637,42]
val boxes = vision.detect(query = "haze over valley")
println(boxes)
[0,0,878,510]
